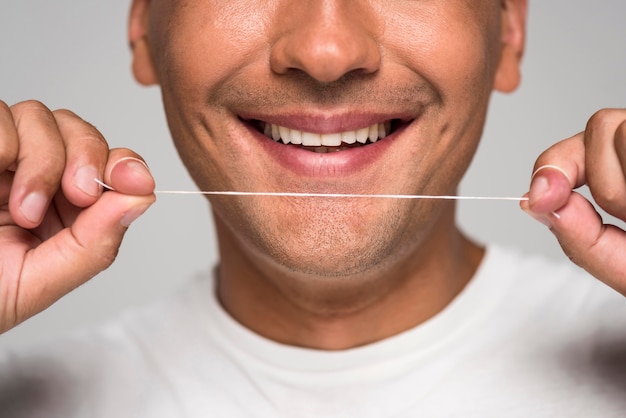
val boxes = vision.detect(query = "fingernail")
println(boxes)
[118,157,152,182]
[74,166,101,197]
[20,192,47,224]
[529,173,550,202]
[120,202,151,227]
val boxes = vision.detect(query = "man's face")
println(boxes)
[139,0,522,278]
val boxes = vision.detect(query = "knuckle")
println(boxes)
[589,108,614,124]
[12,99,50,115]
[592,187,624,209]
[53,109,109,149]
[586,108,624,137]
[11,100,56,128]
[591,189,626,217]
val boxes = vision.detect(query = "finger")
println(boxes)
[522,133,585,215]
[614,118,626,175]
[0,100,19,172]
[8,100,66,228]
[540,191,626,296]
[14,188,156,328]
[36,149,155,243]
[104,149,155,195]
[54,109,110,207]
[30,193,75,242]
[584,108,626,219]
[24,150,156,243]
[0,172,14,225]
[0,171,12,205]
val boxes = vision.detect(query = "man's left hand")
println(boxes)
[523,108,626,295]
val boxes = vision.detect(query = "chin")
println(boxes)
[248,208,424,280]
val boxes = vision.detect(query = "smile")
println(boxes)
[256,120,400,153]
[237,114,415,177]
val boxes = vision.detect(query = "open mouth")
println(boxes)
[249,119,405,154]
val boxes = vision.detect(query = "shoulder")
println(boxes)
[446,245,626,415]
[0,273,216,417]
[481,244,626,371]
[473,244,626,347]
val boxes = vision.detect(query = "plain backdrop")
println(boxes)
[1,1,625,349]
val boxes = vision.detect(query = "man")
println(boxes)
[1,0,626,416]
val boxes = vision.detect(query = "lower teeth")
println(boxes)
[309,146,353,153]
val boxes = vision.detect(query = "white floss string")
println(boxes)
[94,179,528,201]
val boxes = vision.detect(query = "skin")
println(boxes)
[521,109,626,296]
[129,0,525,349]
[0,103,156,333]
[0,1,625,351]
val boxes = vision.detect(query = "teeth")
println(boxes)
[301,132,321,146]
[368,124,378,143]
[356,126,370,144]
[341,130,356,144]
[263,122,391,147]
[271,124,281,142]
[321,132,342,146]
[278,125,291,144]
[291,129,302,145]
[378,123,387,140]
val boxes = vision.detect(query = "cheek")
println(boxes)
[382,5,500,186]
[150,1,271,100]
[148,1,273,190]
[382,4,500,104]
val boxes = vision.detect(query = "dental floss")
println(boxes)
[94,179,528,201]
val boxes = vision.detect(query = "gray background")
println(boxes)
[1,2,625,349]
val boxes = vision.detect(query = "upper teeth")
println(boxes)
[263,122,391,146]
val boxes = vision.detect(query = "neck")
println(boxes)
[213,204,484,350]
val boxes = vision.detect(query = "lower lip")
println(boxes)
[243,122,411,178]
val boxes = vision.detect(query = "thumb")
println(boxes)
[105,153,156,195]
[521,166,626,295]
[15,173,155,326]
[527,190,626,296]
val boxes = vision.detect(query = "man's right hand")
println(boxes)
[0,100,155,334]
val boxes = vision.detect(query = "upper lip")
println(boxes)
[238,111,417,134]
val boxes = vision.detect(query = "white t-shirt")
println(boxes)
[1,245,626,417]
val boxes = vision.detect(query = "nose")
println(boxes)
[269,1,381,84]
